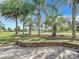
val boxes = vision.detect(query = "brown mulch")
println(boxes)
[27,34,79,40]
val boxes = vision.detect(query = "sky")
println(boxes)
[0,0,77,30]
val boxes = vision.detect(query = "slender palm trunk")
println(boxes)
[72,0,76,39]
[29,23,32,35]
[38,24,41,35]
[23,21,25,35]
[52,24,57,36]
[37,16,41,35]
[15,17,18,35]
[37,0,41,35]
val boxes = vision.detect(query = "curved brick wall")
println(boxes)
[15,40,79,49]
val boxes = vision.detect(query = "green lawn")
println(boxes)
[0,32,15,44]
[0,32,79,46]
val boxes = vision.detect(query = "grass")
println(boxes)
[0,32,15,46]
[0,32,79,46]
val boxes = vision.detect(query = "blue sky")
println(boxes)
[0,0,72,29]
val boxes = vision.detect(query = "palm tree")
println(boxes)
[52,0,79,38]
[45,16,65,36]
[33,0,46,35]
[0,0,35,35]
[0,0,22,35]
[72,0,76,38]
[24,16,34,35]
[20,1,35,35]
[20,16,26,34]
[44,4,64,36]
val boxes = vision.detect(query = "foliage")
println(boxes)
[8,28,13,32]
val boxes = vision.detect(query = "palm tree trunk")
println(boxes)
[23,21,25,35]
[37,0,41,35]
[52,24,57,36]
[15,17,18,35]
[29,23,32,35]
[38,22,41,35]
[72,0,76,39]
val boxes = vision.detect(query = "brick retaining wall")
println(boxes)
[16,40,79,49]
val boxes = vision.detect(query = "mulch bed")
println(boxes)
[28,34,79,40]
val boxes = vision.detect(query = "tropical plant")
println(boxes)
[20,0,35,35]
[0,0,35,35]
[21,16,34,35]
[44,4,65,36]
[27,16,34,35]
[8,28,13,32]
[52,0,79,38]
[0,0,22,35]
[33,0,46,35]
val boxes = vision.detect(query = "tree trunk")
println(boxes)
[23,21,25,35]
[38,22,41,35]
[52,24,57,36]
[29,23,32,35]
[15,17,18,35]
[72,0,76,39]
[37,0,41,35]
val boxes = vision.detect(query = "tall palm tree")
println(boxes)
[27,16,33,35]
[20,1,35,35]
[53,0,79,38]
[45,16,65,36]
[0,0,22,35]
[44,4,64,36]
[33,0,46,35]
[0,0,35,35]
[72,0,76,38]
[20,16,26,34]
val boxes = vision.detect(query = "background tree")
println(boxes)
[26,16,34,35]
[33,0,46,35]
[8,28,13,32]
[44,4,65,36]
[20,0,35,35]
[52,0,79,38]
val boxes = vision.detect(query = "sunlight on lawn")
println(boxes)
[0,32,15,44]
[0,32,14,37]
